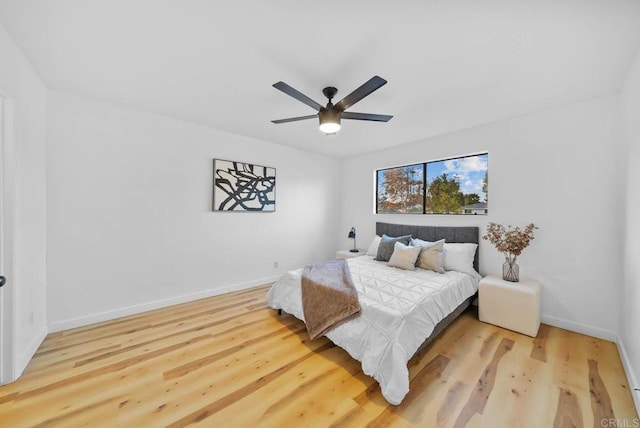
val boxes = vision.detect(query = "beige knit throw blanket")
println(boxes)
[301,259,361,340]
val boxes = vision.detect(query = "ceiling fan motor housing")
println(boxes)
[322,86,338,101]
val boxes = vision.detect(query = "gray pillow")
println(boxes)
[375,234,411,261]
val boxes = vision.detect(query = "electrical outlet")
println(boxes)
[274,261,279,269]
[29,312,34,325]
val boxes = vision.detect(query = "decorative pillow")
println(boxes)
[366,235,382,256]
[387,242,421,271]
[416,239,445,273]
[375,234,412,262]
[411,238,436,247]
[443,243,478,274]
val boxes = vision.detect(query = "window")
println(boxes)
[376,153,488,215]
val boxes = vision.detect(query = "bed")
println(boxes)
[265,222,481,405]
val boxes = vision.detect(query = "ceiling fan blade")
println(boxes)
[341,112,393,122]
[334,76,388,112]
[271,114,318,124]
[273,81,323,112]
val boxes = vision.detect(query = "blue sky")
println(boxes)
[426,154,488,201]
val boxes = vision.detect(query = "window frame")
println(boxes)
[375,152,488,215]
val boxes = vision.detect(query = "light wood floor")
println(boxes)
[0,285,637,427]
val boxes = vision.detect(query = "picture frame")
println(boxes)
[213,159,276,212]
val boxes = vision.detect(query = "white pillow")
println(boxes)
[443,243,478,274]
[387,242,421,271]
[366,235,382,256]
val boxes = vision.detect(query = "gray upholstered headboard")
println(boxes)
[376,222,480,272]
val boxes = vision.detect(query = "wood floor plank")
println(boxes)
[437,380,468,426]
[229,348,364,428]
[482,331,553,428]
[453,337,515,428]
[531,323,550,362]
[585,335,638,423]
[165,342,336,427]
[0,285,636,427]
[588,359,615,423]
[107,320,316,426]
[367,353,451,426]
[554,387,584,428]
[546,328,592,424]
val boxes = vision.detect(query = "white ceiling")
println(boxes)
[1,0,639,158]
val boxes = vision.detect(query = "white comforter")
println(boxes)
[265,255,480,405]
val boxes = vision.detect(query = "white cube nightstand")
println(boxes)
[479,274,541,337]
[336,250,364,259]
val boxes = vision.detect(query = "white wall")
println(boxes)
[47,90,340,330]
[0,22,48,377]
[340,96,620,340]
[621,47,640,409]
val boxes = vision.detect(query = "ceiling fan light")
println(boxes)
[319,122,341,134]
[319,109,341,135]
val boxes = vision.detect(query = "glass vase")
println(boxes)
[503,256,519,282]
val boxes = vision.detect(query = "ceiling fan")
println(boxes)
[271,75,393,135]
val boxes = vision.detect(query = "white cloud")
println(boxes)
[444,156,488,174]
[444,160,457,171]
[461,179,483,195]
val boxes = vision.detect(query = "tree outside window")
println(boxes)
[376,164,423,213]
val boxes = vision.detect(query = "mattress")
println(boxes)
[265,255,480,405]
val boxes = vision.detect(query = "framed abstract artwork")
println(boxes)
[213,159,276,212]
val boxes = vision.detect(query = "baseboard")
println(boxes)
[541,314,617,341]
[15,324,47,380]
[48,275,281,333]
[617,337,640,415]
